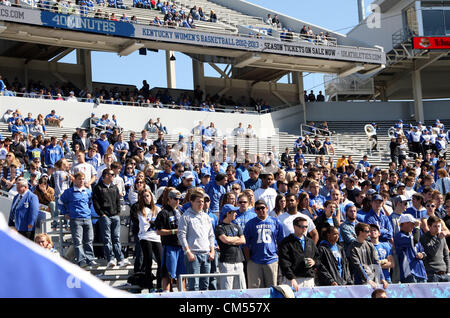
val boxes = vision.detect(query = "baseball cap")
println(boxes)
[182,171,194,180]
[366,189,377,196]
[392,195,410,206]
[399,214,416,224]
[396,182,406,188]
[220,204,239,221]
[100,130,107,135]
[372,194,383,201]
[200,168,211,177]
[369,223,380,231]
[168,190,182,200]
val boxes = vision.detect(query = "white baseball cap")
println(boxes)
[399,214,416,224]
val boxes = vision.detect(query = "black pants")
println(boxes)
[140,240,163,289]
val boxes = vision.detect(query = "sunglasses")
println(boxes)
[232,187,240,190]
[294,224,308,229]
[255,206,266,211]
[426,204,436,208]
[363,230,370,233]
[238,201,248,204]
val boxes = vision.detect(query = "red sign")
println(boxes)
[413,37,450,49]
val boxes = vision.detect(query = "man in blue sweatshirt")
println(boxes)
[44,136,64,168]
[364,194,393,243]
[394,214,427,283]
[59,171,98,268]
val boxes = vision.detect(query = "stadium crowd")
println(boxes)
[0,76,274,113]
[3,102,450,293]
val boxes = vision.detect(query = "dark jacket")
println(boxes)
[314,214,340,242]
[317,240,353,286]
[278,233,320,280]
[130,202,140,237]
[92,181,121,217]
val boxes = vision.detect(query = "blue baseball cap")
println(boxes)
[372,194,383,201]
[200,168,211,177]
[220,204,239,221]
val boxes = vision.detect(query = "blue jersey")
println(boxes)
[404,207,426,220]
[232,209,257,231]
[157,171,173,187]
[373,242,393,282]
[243,216,285,265]
[364,209,393,242]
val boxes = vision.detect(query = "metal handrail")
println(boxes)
[300,124,332,137]
[2,92,282,114]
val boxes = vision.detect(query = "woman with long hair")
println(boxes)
[128,171,150,205]
[242,189,255,208]
[270,194,287,218]
[219,192,236,211]
[136,189,162,292]
[298,192,316,220]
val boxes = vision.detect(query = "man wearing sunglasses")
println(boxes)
[278,216,319,290]
[243,200,285,289]
[155,190,185,292]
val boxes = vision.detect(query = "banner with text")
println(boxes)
[0,6,385,64]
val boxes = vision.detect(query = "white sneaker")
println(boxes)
[118,258,131,268]
[106,259,116,269]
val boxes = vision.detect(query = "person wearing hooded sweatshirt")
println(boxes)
[317,226,353,286]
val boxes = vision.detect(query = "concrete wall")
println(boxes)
[0,96,277,137]
[304,100,450,122]
[1,97,449,138]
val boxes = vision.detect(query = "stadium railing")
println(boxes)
[3,92,288,114]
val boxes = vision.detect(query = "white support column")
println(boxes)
[411,64,424,122]
[166,50,176,89]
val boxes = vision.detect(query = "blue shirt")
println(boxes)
[95,138,110,157]
[364,209,393,242]
[373,242,392,282]
[330,242,343,276]
[44,144,64,167]
[244,178,261,192]
[58,187,93,219]
[404,207,427,219]
[244,216,285,265]
[206,182,226,214]
[157,171,173,187]
[233,209,257,233]
[235,165,250,183]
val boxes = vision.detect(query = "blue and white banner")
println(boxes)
[0,6,386,64]
[0,214,132,298]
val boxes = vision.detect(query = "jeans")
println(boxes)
[209,250,219,290]
[70,218,95,266]
[427,273,450,283]
[98,215,124,262]
[184,253,211,291]
[401,274,427,284]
